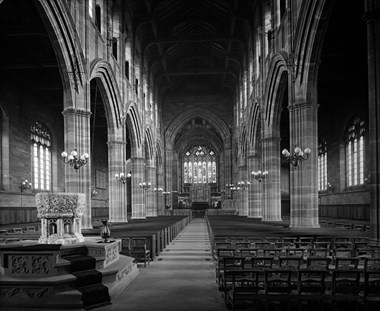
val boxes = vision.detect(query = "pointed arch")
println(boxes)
[124,100,142,156]
[293,0,333,99]
[90,60,123,135]
[247,100,261,150]
[175,128,223,156]
[156,140,163,168]
[263,52,289,136]
[36,1,86,96]
[144,127,154,161]
[165,107,230,144]
[239,125,248,161]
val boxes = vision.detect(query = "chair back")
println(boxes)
[298,269,327,295]
[331,269,361,295]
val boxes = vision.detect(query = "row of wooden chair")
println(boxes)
[213,236,369,252]
[225,268,380,311]
[215,246,375,262]
[215,254,380,286]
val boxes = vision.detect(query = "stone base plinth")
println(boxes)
[0,241,138,309]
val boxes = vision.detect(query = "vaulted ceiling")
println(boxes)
[125,0,254,97]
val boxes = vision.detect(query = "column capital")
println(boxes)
[288,102,319,112]
[62,107,91,118]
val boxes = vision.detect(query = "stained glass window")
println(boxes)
[183,146,217,185]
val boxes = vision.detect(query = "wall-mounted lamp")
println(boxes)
[61,149,89,171]
[282,146,311,167]
[365,173,371,185]
[21,179,32,192]
[327,182,334,193]
[252,170,269,182]
[91,188,98,197]
[115,171,131,184]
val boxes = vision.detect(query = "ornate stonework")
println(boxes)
[36,193,85,245]
[10,255,50,275]
[0,287,51,298]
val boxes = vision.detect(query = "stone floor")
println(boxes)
[97,218,225,311]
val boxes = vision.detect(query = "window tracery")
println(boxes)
[183,146,216,184]
[31,121,51,191]
[346,116,365,187]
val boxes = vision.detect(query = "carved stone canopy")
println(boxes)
[36,193,85,218]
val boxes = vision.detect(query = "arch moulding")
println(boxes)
[165,107,231,145]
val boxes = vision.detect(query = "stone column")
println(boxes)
[62,107,92,229]
[107,139,127,223]
[224,147,233,186]
[219,151,225,193]
[364,2,380,246]
[146,165,157,217]
[172,154,178,208]
[248,153,263,218]
[157,166,164,215]
[262,137,282,221]
[238,165,248,216]
[165,148,173,207]
[131,157,146,219]
[288,102,319,228]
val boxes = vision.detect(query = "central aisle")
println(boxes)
[98,218,225,311]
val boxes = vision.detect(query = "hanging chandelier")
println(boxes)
[61,150,89,171]
[115,171,131,184]
[237,181,251,190]
[139,182,151,190]
[62,61,89,171]
[252,170,269,182]
[282,146,311,167]
[114,104,132,184]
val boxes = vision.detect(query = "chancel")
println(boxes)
[0,0,380,311]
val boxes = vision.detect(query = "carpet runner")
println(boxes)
[63,254,110,310]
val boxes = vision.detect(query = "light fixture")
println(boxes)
[114,103,131,184]
[21,179,32,192]
[139,182,151,190]
[61,149,89,171]
[282,146,311,167]
[115,171,131,184]
[91,188,98,197]
[237,181,251,190]
[230,186,239,193]
[252,170,269,182]
[327,182,334,192]
[62,58,88,171]
[154,187,163,193]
